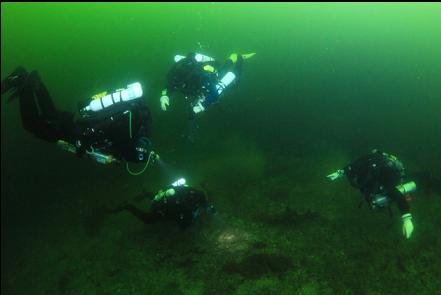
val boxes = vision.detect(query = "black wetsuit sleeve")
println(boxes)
[389,188,410,214]
[343,154,372,189]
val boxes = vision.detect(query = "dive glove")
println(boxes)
[402,213,414,239]
[327,169,345,181]
[193,101,205,114]
[160,95,169,111]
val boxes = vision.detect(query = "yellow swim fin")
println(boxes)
[242,52,256,60]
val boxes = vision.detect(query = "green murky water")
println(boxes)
[2,3,441,294]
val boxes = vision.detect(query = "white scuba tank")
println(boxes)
[194,53,215,62]
[174,53,215,63]
[86,150,117,164]
[82,82,143,113]
[216,72,236,95]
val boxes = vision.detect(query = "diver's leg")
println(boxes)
[3,67,72,142]
[6,69,45,135]
[1,66,28,97]
[27,71,73,142]
[219,53,247,78]
[28,71,57,117]
[121,204,160,225]
[29,71,75,141]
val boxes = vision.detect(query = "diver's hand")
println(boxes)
[327,169,344,181]
[402,213,414,239]
[192,101,205,114]
[160,95,169,111]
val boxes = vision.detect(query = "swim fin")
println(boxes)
[1,66,28,101]
[242,52,256,60]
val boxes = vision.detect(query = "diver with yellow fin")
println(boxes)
[1,67,159,175]
[327,149,417,239]
[159,52,256,118]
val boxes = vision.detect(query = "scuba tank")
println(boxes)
[81,82,143,113]
[370,194,390,209]
[57,139,116,164]
[396,181,417,194]
[57,140,77,154]
[86,149,117,164]
[371,181,417,209]
[397,181,417,203]
[216,72,236,95]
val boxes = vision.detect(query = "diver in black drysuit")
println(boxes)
[345,151,410,213]
[159,52,255,118]
[114,180,216,229]
[1,67,155,164]
[327,149,416,239]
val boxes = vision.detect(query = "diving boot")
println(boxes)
[1,66,29,100]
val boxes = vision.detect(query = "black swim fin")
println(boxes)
[1,66,29,100]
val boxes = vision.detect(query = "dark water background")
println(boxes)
[2,3,441,294]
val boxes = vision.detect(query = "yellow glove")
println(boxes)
[229,53,238,64]
[160,95,169,111]
[402,213,414,239]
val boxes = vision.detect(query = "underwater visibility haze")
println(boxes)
[2,2,441,295]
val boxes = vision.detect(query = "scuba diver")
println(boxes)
[1,67,159,175]
[113,178,216,229]
[327,149,416,239]
[159,52,256,118]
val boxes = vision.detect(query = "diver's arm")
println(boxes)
[123,204,160,225]
[388,187,414,239]
[331,154,373,185]
[327,160,362,181]
[389,188,411,214]
[327,169,345,181]
[161,55,182,111]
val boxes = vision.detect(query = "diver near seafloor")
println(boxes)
[159,52,256,119]
[112,178,216,229]
[1,67,159,175]
[327,149,417,239]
